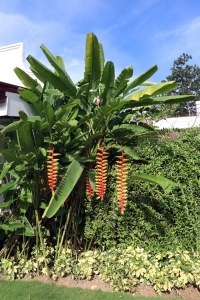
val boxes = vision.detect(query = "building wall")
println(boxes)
[0,43,33,86]
[0,139,4,205]
[154,115,200,129]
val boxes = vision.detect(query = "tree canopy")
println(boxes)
[163,53,200,116]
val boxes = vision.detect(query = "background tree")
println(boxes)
[163,53,200,116]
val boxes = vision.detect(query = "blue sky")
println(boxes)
[0,0,200,83]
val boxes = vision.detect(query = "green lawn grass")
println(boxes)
[0,279,185,300]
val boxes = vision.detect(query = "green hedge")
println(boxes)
[84,128,200,252]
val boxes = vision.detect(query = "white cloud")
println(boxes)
[131,0,161,16]
[150,15,200,81]
[0,10,61,63]
[154,16,200,61]
[0,2,148,83]
[0,10,87,82]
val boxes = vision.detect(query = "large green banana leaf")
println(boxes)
[29,66,46,84]
[110,65,133,100]
[112,124,149,132]
[43,100,56,129]
[0,216,35,236]
[2,115,41,134]
[76,83,89,98]
[2,149,22,165]
[99,42,105,75]
[43,160,84,218]
[0,181,18,196]
[14,67,42,96]
[55,100,80,120]
[151,95,196,104]
[17,121,36,154]
[139,81,157,86]
[123,65,158,95]
[2,120,22,133]
[55,56,66,72]
[84,33,101,84]
[27,55,74,95]
[0,163,12,180]
[18,88,45,118]
[123,94,196,109]
[130,174,177,193]
[76,98,129,130]
[45,89,62,96]
[100,61,115,105]
[40,45,76,97]
[127,81,177,101]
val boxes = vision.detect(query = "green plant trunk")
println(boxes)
[35,209,50,278]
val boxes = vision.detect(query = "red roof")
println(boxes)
[0,81,22,94]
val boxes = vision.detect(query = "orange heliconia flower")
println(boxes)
[95,148,108,200]
[86,175,94,200]
[116,152,128,214]
[46,149,60,195]
[85,163,95,200]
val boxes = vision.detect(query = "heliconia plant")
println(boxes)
[86,176,94,200]
[95,148,109,200]
[86,166,95,200]
[116,152,128,214]
[46,149,60,195]
[0,32,196,260]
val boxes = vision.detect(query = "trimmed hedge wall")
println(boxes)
[84,128,200,252]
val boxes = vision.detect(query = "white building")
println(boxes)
[154,114,200,129]
[0,42,35,127]
[0,43,36,204]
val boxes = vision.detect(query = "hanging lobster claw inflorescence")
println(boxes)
[46,149,60,195]
[116,152,128,214]
[86,165,95,200]
[95,148,108,200]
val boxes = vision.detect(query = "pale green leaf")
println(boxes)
[130,174,177,192]
[123,65,158,95]
[127,81,178,101]
[43,160,84,218]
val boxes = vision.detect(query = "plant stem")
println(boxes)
[55,214,63,259]
[85,192,114,251]
[35,209,50,278]
[58,208,71,257]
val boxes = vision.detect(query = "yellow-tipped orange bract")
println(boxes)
[116,152,128,214]
[46,148,60,195]
[95,148,108,200]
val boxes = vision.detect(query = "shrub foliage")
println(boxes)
[84,128,200,252]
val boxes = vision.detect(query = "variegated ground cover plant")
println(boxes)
[1,245,200,294]
[0,33,195,275]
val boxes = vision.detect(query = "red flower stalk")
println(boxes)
[86,176,94,200]
[85,164,95,200]
[95,148,108,200]
[47,149,60,195]
[65,197,69,207]
[116,152,128,214]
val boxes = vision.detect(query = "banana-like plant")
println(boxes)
[0,33,195,258]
